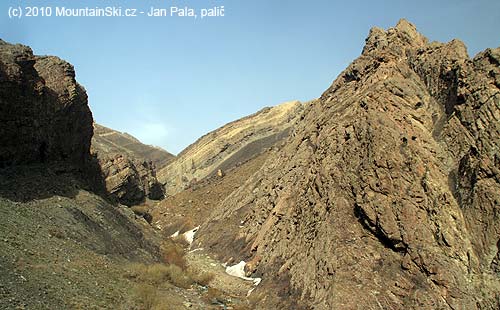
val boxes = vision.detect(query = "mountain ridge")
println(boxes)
[157,100,306,195]
[194,19,500,309]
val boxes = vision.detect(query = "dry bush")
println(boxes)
[125,262,193,289]
[171,234,190,248]
[188,267,215,286]
[166,264,193,289]
[123,263,147,280]
[124,263,168,284]
[134,284,157,310]
[160,239,187,270]
[144,263,171,284]
[131,284,186,310]
[169,217,195,235]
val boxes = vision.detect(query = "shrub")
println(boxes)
[124,263,147,280]
[166,264,193,289]
[134,284,157,310]
[124,262,193,289]
[160,240,187,270]
[171,234,190,248]
[144,263,170,284]
[188,267,215,286]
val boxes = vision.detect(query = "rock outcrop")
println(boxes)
[91,124,169,206]
[157,100,305,195]
[0,40,166,206]
[196,20,500,309]
[0,40,93,168]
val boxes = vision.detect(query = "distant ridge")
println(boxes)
[93,123,175,170]
[157,100,306,195]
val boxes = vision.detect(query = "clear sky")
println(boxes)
[1,0,499,154]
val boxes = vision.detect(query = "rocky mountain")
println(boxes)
[0,39,169,206]
[0,39,92,168]
[157,100,305,195]
[195,20,500,309]
[91,124,173,205]
[93,123,174,169]
[0,40,162,308]
[0,38,256,310]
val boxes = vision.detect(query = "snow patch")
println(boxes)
[247,288,255,297]
[225,261,246,278]
[170,231,179,238]
[225,261,262,287]
[182,226,199,245]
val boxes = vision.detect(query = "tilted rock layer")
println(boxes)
[157,100,304,195]
[196,20,500,309]
[93,123,174,170]
[91,124,169,205]
[0,40,92,167]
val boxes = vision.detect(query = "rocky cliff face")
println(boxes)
[0,40,166,206]
[196,20,500,309]
[91,124,169,206]
[157,100,305,195]
[0,40,93,168]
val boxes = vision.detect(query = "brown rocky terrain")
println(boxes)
[0,40,160,308]
[2,18,500,310]
[151,151,271,236]
[0,39,92,168]
[92,124,173,206]
[0,170,160,309]
[195,20,500,309]
[157,100,305,196]
[0,39,256,310]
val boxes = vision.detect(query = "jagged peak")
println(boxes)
[363,19,428,55]
[394,19,419,38]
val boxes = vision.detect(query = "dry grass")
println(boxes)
[143,263,171,284]
[134,284,157,310]
[165,264,193,289]
[188,267,215,287]
[151,300,185,310]
[124,262,193,289]
[133,284,185,310]
[192,271,214,287]
[176,217,196,234]
[160,239,187,270]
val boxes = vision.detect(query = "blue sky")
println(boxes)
[1,0,499,154]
